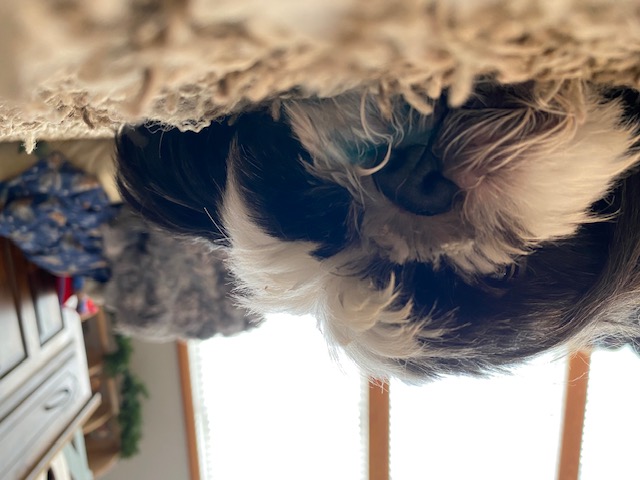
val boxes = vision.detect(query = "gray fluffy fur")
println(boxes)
[99,207,260,341]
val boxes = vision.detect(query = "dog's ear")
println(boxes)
[115,121,235,243]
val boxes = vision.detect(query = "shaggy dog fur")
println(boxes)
[96,207,260,341]
[115,80,640,381]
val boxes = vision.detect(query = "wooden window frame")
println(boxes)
[177,341,201,480]
[557,351,591,480]
[369,380,390,480]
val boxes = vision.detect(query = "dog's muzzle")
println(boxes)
[373,144,459,216]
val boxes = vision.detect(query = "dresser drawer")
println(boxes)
[0,343,91,480]
[0,240,93,479]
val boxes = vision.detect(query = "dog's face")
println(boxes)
[116,81,640,380]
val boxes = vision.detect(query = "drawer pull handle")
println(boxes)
[44,378,77,410]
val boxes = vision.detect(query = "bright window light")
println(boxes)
[190,309,573,480]
[390,354,568,480]
[189,313,367,480]
[580,345,640,480]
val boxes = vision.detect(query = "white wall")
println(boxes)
[102,340,190,480]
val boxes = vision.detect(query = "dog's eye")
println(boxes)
[482,262,523,289]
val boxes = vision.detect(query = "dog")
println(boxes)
[115,80,640,381]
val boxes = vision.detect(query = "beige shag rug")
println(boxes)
[1,0,640,151]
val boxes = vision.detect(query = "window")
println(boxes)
[189,313,367,480]
[390,354,568,480]
[580,346,640,480]
[189,312,632,480]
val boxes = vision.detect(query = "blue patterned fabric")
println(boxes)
[0,152,117,280]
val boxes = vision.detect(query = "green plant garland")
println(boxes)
[104,335,149,458]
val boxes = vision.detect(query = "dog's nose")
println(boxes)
[372,144,459,216]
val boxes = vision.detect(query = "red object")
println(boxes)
[57,277,74,304]
[82,297,99,316]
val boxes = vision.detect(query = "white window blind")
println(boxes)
[389,354,568,480]
[580,345,640,480]
[189,310,573,480]
[189,313,367,480]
